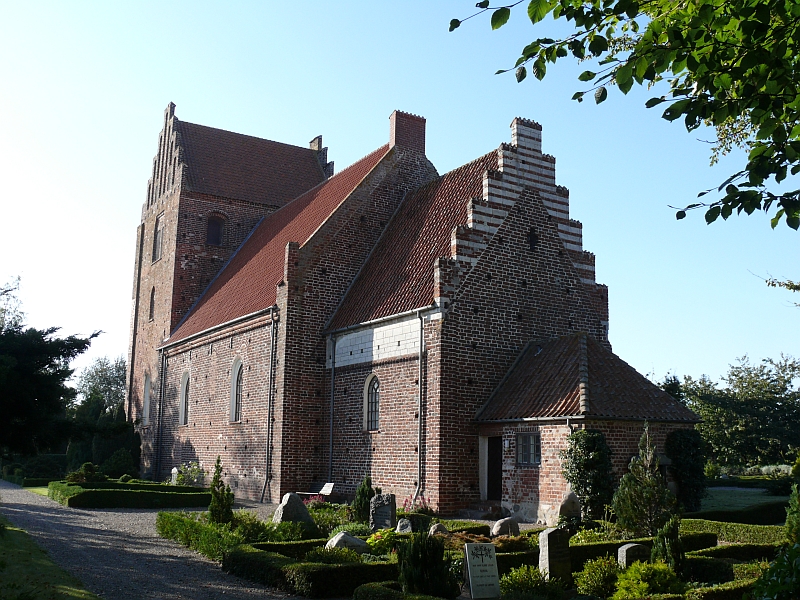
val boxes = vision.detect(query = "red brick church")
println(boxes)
[126,104,696,523]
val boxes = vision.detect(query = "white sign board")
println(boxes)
[465,543,500,599]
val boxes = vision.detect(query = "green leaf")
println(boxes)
[516,66,527,82]
[588,35,609,55]
[449,19,461,32]
[578,70,596,82]
[676,210,687,220]
[770,209,785,229]
[594,86,608,104]
[491,7,511,29]
[572,91,585,102]
[616,63,633,94]
[645,97,666,108]
[476,0,490,8]
[787,216,800,230]
[528,0,556,24]
[705,206,721,224]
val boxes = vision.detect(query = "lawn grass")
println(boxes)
[27,487,49,497]
[0,515,100,599]
[701,487,790,511]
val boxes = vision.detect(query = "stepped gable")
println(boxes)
[168,144,390,344]
[476,333,698,422]
[328,151,499,329]
[175,120,326,205]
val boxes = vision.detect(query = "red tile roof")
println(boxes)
[168,144,390,344]
[176,120,326,205]
[476,333,698,422]
[328,151,499,330]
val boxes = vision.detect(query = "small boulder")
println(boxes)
[558,492,581,519]
[429,522,449,536]
[491,517,520,537]
[396,518,413,533]
[272,492,314,525]
[326,531,370,554]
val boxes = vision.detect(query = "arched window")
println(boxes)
[207,215,224,246]
[179,372,190,426]
[364,374,380,432]
[230,358,243,422]
[148,287,155,321]
[152,213,164,262]
[142,374,151,426]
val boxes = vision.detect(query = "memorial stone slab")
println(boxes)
[326,531,370,554]
[617,543,650,569]
[370,493,396,532]
[272,492,315,524]
[429,522,449,536]
[465,543,500,599]
[396,518,413,533]
[491,517,520,537]
[170,467,178,485]
[538,528,571,582]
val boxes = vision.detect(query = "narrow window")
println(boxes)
[179,372,190,426]
[142,374,151,426]
[365,375,380,431]
[148,287,155,321]
[516,433,541,466]
[231,361,243,422]
[207,216,224,246]
[152,213,164,262]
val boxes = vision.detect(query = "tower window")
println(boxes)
[152,213,164,262]
[230,358,243,422]
[207,216,224,246]
[179,372,190,426]
[148,287,155,321]
[142,374,151,426]
[364,374,380,432]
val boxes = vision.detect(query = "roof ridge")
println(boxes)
[177,119,316,153]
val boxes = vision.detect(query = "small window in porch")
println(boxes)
[516,432,541,466]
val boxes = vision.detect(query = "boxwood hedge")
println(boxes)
[688,542,782,562]
[684,578,757,600]
[48,481,211,509]
[156,511,242,561]
[251,539,327,559]
[686,500,789,525]
[681,518,787,544]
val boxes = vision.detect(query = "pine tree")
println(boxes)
[208,456,234,525]
[613,424,676,537]
[651,514,685,575]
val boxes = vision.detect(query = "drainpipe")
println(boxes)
[261,310,279,502]
[154,348,166,479]
[327,334,337,482]
[413,309,425,503]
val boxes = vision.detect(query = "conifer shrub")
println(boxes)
[118,474,133,483]
[100,448,138,479]
[785,484,799,544]
[613,424,676,537]
[209,456,234,525]
[573,555,621,599]
[560,429,615,520]
[353,476,381,523]
[499,564,564,599]
[398,532,460,599]
[611,561,684,600]
[665,428,706,512]
[651,515,685,575]
[65,462,107,483]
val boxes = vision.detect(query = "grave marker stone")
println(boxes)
[538,528,571,581]
[618,543,650,569]
[369,493,396,531]
[465,543,500,599]
[171,467,178,485]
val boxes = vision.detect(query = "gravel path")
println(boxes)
[0,480,289,600]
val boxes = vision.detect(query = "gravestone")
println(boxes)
[491,517,520,537]
[170,467,178,485]
[326,531,370,554]
[272,492,315,525]
[429,522,449,536]
[558,492,581,519]
[538,528,571,581]
[369,493,396,532]
[465,543,500,599]
[396,518,413,533]
[618,543,650,569]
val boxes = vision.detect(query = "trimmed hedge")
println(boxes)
[446,523,491,536]
[496,550,539,575]
[681,518,787,544]
[686,500,789,525]
[352,580,443,600]
[2,475,24,486]
[684,578,757,600]
[222,545,399,598]
[251,539,327,559]
[156,511,243,561]
[683,556,735,585]
[688,542,782,562]
[23,477,60,487]
[566,533,716,572]
[48,481,211,508]
[77,481,207,493]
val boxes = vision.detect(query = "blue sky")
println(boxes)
[0,1,797,384]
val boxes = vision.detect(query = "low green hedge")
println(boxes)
[445,522,491,536]
[521,527,548,538]
[496,550,539,575]
[77,481,207,493]
[686,500,789,525]
[683,556,735,585]
[48,481,210,508]
[156,511,242,561]
[706,476,771,489]
[23,477,60,487]
[352,580,444,600]
[684,578,757,600]
[222,545,400,598]
[2,475,24,486]
[688,542,783,562]
[251,539,327,559]
[565,533,715,572]
[681,518,787,544]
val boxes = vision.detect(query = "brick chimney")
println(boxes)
[389,110,426,154]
